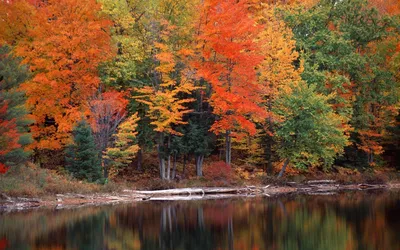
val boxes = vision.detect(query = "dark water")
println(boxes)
[1,191,400,250]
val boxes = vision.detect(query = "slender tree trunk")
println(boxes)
[196,155,204,177]
[266,99,274,174]
[182,154,187,178]
[137,148,142,171]
[200,155,204,175]
[277,159,289,179]
[166,136,171,180]
[267,160,273,174]
[158,133,165,179]
[225,131,232,165]
[368,151,374,165]
[265,136,273,173]
[167,155,171,180]
[172,153,177,179]
[103,158,109,179]
[159,157,166,179]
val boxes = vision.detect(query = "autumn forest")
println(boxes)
[1,0,400,188]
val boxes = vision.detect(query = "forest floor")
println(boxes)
[0,161,399,211]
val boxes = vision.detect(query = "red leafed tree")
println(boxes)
[0,100,21,174]
[90,90,128,177]
[15,0,113,150]
[193,0,266,165]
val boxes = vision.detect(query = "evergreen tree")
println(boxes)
[0,45,33,168]
[66,119,102,182]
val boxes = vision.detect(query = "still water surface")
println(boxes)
[0,191,399,250]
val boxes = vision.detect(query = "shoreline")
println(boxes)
[1,181,399,212]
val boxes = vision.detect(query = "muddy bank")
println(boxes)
[1,181,399,211]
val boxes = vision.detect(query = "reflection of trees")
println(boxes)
[1,192,400,250]
[114,203,217,250]
[275,208,353,250]
[0,207,106,250]
[66,212,107,250]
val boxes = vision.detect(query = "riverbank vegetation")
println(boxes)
[0,0,400,193]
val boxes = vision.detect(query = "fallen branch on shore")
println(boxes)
[0,181,393,211]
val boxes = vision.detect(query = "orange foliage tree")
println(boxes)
[193,0,266,165]
[14,0,113,150]
[0,0,35,45]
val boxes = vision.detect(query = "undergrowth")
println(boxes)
[0,164,124,197]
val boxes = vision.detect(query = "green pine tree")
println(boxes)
[0,45,33,167]
[66,119,103,182]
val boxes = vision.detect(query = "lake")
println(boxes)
[1,191,399,250]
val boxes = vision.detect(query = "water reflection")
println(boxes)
[0,191,399,250]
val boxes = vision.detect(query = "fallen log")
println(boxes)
[125,187,240,197]
[307,180,337,185]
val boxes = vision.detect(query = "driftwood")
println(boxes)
[307,180,337,184]
[0,181,392,211]
[125,187,240,196]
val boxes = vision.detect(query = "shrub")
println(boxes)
[203,161,234,182]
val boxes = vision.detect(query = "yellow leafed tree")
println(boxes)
[105,113,140,170]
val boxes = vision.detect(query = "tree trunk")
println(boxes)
[166,136,171,180]
[158,133,165,179]
[265,135,273,174]
[196,155,204,177]
[368,152,374,165]
[201,155,204,173]
[137,148,142,171]
[172,153,177,179]
[266,99,273,174]
[182,154,187,178]
[277,159,289,179]
[167,155,171,180]
[103,157,110,179]
[225,131,231,165]
[103,165,108,180]
[267,160,273,174]
[159,157,166,179]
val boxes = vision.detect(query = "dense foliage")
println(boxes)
[0,0,399,180]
